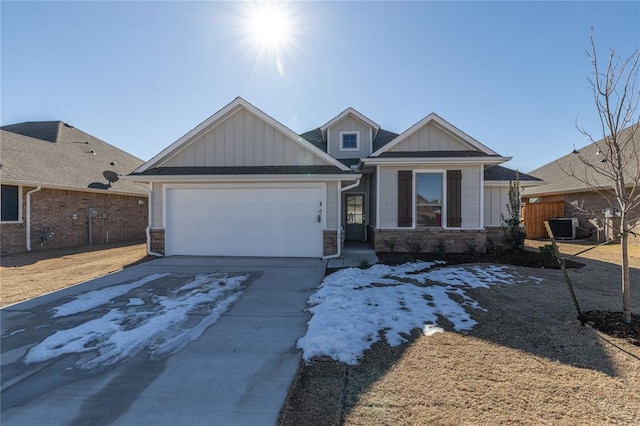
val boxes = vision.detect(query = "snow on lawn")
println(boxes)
[25,273,248,369]
[297,262,541,365]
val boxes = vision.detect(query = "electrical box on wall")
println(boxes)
[72,213,78,220]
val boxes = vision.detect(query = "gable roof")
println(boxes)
[0,121,146,195]
[300,126,399,154]
[523,123,640,197]
[319,107,380,135]
[135,97,350,173]
[370,113,499,157]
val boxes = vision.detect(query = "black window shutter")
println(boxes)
[447,170,462,227]
[397,171,412,227]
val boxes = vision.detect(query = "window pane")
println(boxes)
[416,173,442,227]
[342,133,357,149]
[1,185,19,222]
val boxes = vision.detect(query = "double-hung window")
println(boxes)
[1,185,20,222]
[415,173,443,227]
[340,132,359,151]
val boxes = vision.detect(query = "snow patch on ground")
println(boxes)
[297,262,540,365]
[52,273,170,318]
[25,273,247,369]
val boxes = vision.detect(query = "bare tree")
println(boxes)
[563,30,640,323]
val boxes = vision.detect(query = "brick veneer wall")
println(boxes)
[323,229,338,256]
[150,228,165,254]
[369,226,487,253]
[0,187,147,255]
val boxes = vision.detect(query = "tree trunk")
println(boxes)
[621,212,632,323]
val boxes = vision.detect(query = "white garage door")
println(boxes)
[165,184,324,257]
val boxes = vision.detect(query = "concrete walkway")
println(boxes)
[1,257,325,426]
[327,241,379,269]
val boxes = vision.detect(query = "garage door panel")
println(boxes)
[165,185,323,257]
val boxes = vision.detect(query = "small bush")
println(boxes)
[358,259,371,269]
[383,239,398,252]
[433,240,446,260]
[539,244,556,260]
[485,238,504,254]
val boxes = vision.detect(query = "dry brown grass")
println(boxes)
[1,242,149,307]
[281,246,640,425]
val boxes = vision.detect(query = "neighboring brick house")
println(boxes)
[129,97,539,257]
[522,124,640,245]
[0,121,148,255]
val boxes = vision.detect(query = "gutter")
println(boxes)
[322,178,361,260]
[25,186,42,251]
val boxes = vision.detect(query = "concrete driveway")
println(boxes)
[1,256,326,425]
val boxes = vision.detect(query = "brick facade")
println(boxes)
[149,228,165,254]
[368,226,487,253]
[323,229,338,256]
[0,187,147,255]
[531,191,640,246]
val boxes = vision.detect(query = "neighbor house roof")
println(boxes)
[0,121,146,195]
[523,123,640,197]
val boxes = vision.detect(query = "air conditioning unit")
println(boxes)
[549,218,579,240]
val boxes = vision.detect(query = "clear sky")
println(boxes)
[2,1,639,172]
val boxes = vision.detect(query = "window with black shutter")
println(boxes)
[397,171,412,227]
[447,170,462,227]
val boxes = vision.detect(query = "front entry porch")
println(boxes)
[327,241,379,269]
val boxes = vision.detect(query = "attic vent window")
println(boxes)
[341,132,359,151]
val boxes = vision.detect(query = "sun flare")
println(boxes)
[245,2,292,50]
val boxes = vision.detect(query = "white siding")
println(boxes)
[484,185,509,226]
[327,115,373,158]
[389,122,471,152]
[160,108,329,167]
[326,181,338,229]
[377,164,482,228]
[150,182,163,228]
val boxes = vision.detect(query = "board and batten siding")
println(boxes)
[160,109,329,167]
[484,185,509,226]
[151,182,163,228]
[377,165,482,228]
[388,122,471,152]
[327,115,373,159]
[326,181,338,229]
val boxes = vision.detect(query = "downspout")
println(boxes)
[25,186,42,251]
[323,178,361,260]
[145,181,163,257]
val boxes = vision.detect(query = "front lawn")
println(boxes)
[280,256,640,425]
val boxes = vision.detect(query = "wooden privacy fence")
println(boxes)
[523,201,565,239]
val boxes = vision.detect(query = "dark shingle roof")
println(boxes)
[300,128,325,151]
[299,127,399,154]
[372,129,399,152]
[1,121,146,195]
[523,123,639,196]
[484,165,540,182]
[133,165,355,176]
[1,121,61,143]
[376,150,499,158]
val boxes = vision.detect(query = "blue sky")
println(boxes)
[2,1,638,172]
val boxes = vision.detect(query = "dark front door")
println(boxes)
[345,194,366,241]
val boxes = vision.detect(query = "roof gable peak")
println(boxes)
[370,112,499,157]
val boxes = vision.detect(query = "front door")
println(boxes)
[345,194,366,241]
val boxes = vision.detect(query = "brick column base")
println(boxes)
[150,228,165,254]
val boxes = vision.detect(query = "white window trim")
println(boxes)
[413,169,447,229]
[340,131,360,151]
[1,184,23,224]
